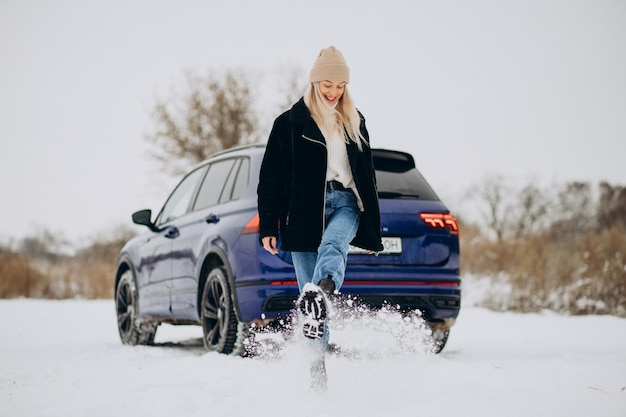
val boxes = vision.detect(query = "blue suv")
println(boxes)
[115,144,460,354]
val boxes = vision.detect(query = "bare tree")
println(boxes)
[550,181,595,237]
[597,182,626,230]
[19,228,71,260]
[146,68,259,176]
[476,176,510,241]
[511,184,550,237]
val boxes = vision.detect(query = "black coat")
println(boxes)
[257,98,384,252]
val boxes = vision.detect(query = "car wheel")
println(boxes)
[431,329,449,354]
[115,269,158,345]
[200,267,238,354]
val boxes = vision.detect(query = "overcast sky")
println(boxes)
[1,0,625,245]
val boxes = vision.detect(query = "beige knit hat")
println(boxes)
[309,46,350,84]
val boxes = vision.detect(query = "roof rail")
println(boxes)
[209,142,266,158]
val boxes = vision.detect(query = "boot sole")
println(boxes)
[298,290,327,339]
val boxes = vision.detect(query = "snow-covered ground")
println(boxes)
[1,299,625,417]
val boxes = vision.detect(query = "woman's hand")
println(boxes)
[261,236,279,255]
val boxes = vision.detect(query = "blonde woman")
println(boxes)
[257,46,383,390]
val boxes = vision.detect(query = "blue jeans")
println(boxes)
[292,188,360,347]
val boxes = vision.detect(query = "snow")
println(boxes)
[1,299,625,417]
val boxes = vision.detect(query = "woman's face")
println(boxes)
[319,80,346,106]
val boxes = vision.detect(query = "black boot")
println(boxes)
[298,288,327,339]
[318,276,336,295]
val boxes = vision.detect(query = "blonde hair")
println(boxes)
[303,83,364,151]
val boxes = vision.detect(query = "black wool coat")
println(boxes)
[257,98,384,253]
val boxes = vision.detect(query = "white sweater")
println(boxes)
[321,124,364,211]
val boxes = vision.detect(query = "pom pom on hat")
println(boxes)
[309,46,350,84]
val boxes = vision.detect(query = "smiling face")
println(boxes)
[318,80,346,106]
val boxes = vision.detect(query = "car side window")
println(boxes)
[218,159,240,204]
[193,159,236,210]
[230,158,250,201]
[156,166,207,225]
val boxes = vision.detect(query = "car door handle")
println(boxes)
[164,226,180,239]
[205,214,220,224]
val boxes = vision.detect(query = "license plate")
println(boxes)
[349,237,402,254]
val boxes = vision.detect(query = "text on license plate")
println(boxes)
[349,237,402,254]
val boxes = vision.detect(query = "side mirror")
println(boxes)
[132,209,160,232]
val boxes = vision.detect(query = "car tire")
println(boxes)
[431,329,449,354]
[200,267,238,354]
[115,269,158,345]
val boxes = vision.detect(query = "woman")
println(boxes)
[257,45,383,389]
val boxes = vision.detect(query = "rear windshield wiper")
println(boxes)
[378,191,421,199]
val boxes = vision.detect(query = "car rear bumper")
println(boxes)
[234,272,461,324]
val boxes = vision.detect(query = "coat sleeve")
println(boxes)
[257,115,288,243]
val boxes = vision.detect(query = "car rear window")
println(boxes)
[372,149,440,201]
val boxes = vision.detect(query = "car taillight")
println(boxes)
[242,214,260,234]
[419,213,459,235]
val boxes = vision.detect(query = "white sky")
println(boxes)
[1,0,625,245]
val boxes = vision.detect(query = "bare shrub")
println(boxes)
[67,226,137,299]
[1,226,135,300]
[0,248,49,298]
[567,226,626,315]
[463,178,626,317]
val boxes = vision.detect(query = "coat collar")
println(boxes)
[289,97,310,124]
[289,97,326,143]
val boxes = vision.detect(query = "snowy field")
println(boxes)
[1,299,625,417]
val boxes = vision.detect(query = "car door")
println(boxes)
[169,157,241,319]
[137,166,207,318]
